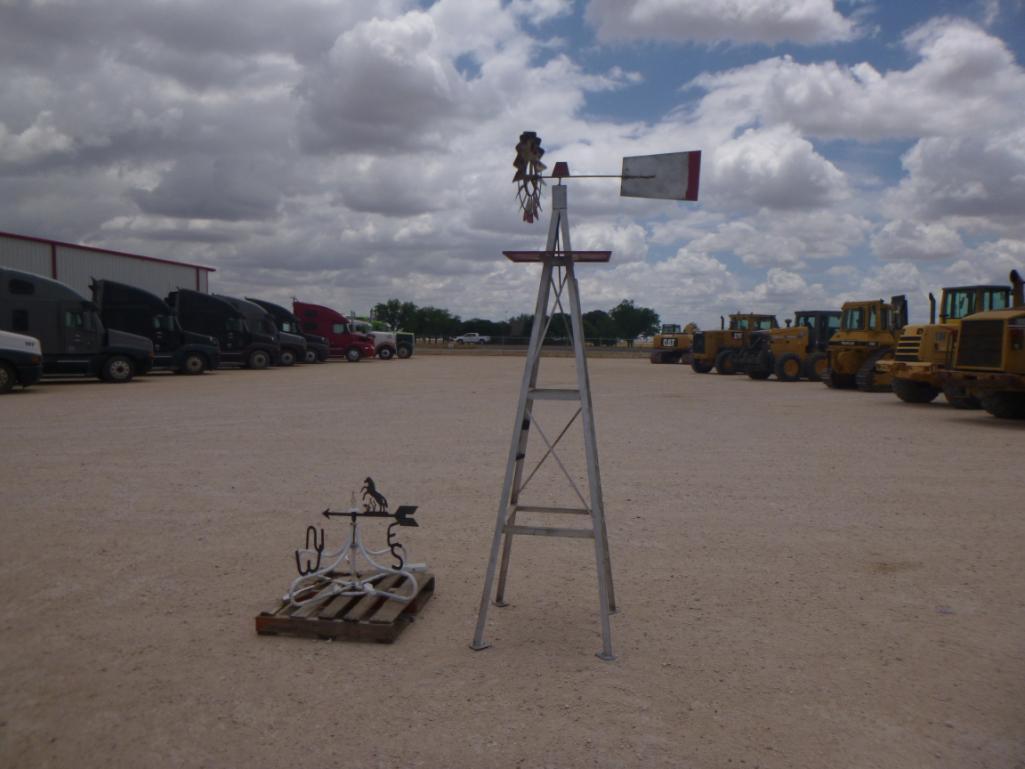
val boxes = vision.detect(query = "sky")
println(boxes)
[1,0,1024,327]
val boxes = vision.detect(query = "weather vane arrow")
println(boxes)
[322,504,419,526]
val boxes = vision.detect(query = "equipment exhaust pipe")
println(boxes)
[720,315,725,330]
[1012,269,1024,308]
[929,293,936,324]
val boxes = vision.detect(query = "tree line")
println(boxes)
[371,298,660,344]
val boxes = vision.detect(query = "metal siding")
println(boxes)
[55,246,202,298]
[0,235,52,275]
[197,269,209,293]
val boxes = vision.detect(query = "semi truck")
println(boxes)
[91,279,220,374]
[246,297,330,363]
[349,318,414,359]
[0,329,43,393]
[0,267,153,383]
[293,300,377,361]
[167,289,280,369]
[214,294,305,366]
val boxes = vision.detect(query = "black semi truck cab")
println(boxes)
[167,289,280,369]
[0,267,154,383]
[91,279,220,374]
[214,294,302,366]
[246,297,329,363]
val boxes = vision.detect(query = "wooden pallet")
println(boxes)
[255,572,435,643]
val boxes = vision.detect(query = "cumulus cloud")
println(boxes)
[0,111,72,164]
[691,19,1025,141]
[298,12,465,154]
[708,124,848,210]
[883,130,1025,225]
[871,219,965,261]
[585,0,858,45]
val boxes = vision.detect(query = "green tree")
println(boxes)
[415,306,461,340]
[583,309,619,346]
[373,299,419,331]
[609,300,660,347]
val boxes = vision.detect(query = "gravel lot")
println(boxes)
[1,356,1022,769]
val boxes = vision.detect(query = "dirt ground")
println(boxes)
[1,355,1023,769]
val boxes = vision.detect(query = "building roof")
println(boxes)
[0,230,216,273]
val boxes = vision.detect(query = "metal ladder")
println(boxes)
[470,182,617,660]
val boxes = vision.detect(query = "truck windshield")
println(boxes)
[983,288,1010,311]
[842,308,865,330]
[226,317,245,332]
[944,290,975,320]
[280,320,298,333]
[153,314,176,331]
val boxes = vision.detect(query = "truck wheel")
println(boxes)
[892,379,940,403]
[279,349,296,367]
[101,355,134,383]
[691,359,713,374]
[980,392,1025,419]
[0,362,16,393]
[803,353,828,381]
[304,349,318,364]
[247,349,271,370]
[345,347,362,362]
[747,371,771,380]
[942,384,980,409]
[397,345,412,359]
[714,349,737,375]
[377,346,394,360]
[180,352,207,375]
[774,353,802,382]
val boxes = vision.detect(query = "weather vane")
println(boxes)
[286,477,425,607]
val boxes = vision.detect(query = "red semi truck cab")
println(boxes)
[293,301,378,362]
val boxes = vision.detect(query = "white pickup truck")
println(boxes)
[453,332,490,344]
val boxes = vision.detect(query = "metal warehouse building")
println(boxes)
[0,231,215,298]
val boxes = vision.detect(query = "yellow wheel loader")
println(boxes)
[690,314,778,375]
[650,322,698,364]
[935,270,1025,419]
[878,282,1013,408]
[823,296,907,391]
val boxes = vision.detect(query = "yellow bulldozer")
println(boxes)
[935,270,1025,419]
[823,295,907,391]
[734,310,841,381]
[878,281,1014,408]
[690,314,779,374]
[650,322,698,364]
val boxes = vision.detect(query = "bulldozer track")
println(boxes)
[855,348,893,392]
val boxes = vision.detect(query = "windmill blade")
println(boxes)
[620,150,701,201]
